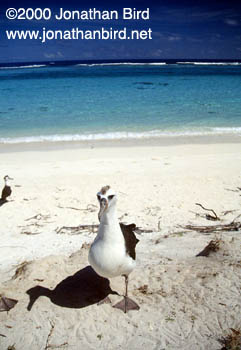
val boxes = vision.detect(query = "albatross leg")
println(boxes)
[113,275,140,313]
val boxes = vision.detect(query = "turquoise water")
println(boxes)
[0,63,241,143]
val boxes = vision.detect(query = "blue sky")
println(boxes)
[0,0,241,62]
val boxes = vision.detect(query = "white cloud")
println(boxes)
[167,35,181,41]
[224,18,239,26]
[44,51,64,59]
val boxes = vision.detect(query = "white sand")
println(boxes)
[0,140,240,349]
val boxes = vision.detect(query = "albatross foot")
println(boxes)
[113,297,140,313]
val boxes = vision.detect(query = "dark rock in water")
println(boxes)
[1,88,13,92]
[39,106,48,111]
[133,82,154,85]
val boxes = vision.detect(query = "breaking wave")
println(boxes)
[0,127,240,144]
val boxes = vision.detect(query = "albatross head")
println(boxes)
[4,175,13,184]
[97,185,117,221]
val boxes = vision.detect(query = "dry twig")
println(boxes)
[25,213,50,221]
[45,321,55,350]
[195,203,220,221]
[20,231,41,235]
[57,204,97,212]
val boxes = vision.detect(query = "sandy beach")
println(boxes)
[0,138,240,350]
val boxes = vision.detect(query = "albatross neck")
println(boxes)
[101,205,119,226]
[4,179,10,187]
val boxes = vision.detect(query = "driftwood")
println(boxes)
[195,203,220,221]
[56,224,153,235]
[56,225,99,235]
[184,221,241,233]
[196,239,221,257]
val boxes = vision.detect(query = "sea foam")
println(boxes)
[0,128,240,144]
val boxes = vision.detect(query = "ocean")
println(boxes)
[0,60,241,144]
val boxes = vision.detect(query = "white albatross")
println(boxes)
[88,185,140,313]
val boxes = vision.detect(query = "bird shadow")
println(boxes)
[26,265,119,311]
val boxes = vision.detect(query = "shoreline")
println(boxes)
[0,133,240,153]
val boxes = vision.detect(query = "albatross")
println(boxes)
[88,185,140,313]
[1,175,13,201]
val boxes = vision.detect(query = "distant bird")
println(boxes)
[88,185,140,313]
[1,175,13,201]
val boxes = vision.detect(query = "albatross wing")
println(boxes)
[120,223,139,260]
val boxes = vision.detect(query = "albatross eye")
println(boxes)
[108,195,115,200]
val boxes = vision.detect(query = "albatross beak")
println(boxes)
[98,198,108,222]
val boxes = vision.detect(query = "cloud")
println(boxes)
[224,18,239,26]
[167,35,181,41]
[44,51,64,59]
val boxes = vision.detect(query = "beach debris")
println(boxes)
[183,220,241,234]
[0,296,18,312]
[185,203,241,233]
[222,210,238,216]
[56,224,152,235]
[44,321,68,349]
[19,213,52,235]
[56,224,99,235]
[81,243,91,249]
[20,231,41,235]
[57,203,98,212]
[0,333,6,337]
[217,328,241,350]
[137,284,149,295]
[12,261,30,280]
[25,213,50,221]
[136,285,167,297]
[195,203,220,221]
[196,239,221,257]
[145,206,161,217]
[225,187,241,194]
[45,321,55,350]
[7,345,16,350]
[133,227,153,234]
